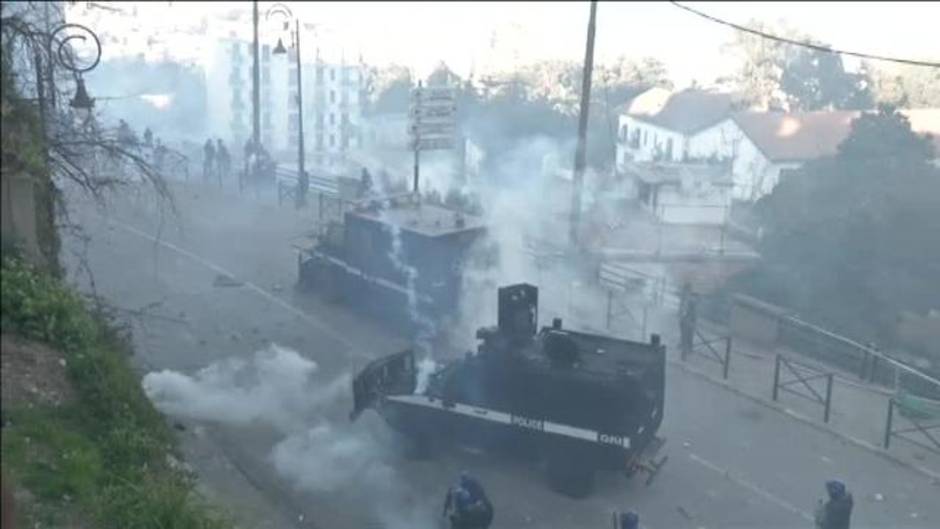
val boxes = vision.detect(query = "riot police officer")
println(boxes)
[815,480,853,529]
[443,472,493,529]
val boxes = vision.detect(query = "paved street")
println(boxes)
[60,180,940,529]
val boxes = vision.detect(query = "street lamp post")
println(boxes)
[252,0,261,150]
[268,4,307,209]
[43,24,101,130]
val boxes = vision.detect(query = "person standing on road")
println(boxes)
[679,289,698,359]
[216,138,230,188]
[443,486,472,529]
[460,472,493,529]
[814,479,853,529]
[154,138,167,173]
[615,510,639,529]
[358,167,373,197]
[443,472,494,529]
[117,119,137,147]
[203,139,216,183]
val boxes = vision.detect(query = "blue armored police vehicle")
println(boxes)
[297,192,487,332]
[350,284,668,498]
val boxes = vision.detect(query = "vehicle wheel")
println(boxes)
[546,456,594,498]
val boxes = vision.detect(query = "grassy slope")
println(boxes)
[1,256,229,528]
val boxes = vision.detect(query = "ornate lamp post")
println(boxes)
[32,23,102,131]
[266,3,308,209]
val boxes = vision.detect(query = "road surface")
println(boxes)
[60,181,939,529]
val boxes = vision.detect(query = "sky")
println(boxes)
[76,1,940,87]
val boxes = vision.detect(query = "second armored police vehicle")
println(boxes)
[350,284,668,497]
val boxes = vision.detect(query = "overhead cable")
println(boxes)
[669,1,940,69]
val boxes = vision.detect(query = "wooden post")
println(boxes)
[883,398,894,449]
[568,0,598,248]
[772,355,781,401]
[606,289,613,329]
[824,373,834,423]
[723,336,732,380]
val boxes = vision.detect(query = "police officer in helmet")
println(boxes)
[815,479,853,529]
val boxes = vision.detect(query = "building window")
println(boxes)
[330,68,335,81]
[329,113,335,125]
[341,112,348,125]
[330,90,336,104]
[329,134,335,147]
[316,66,323,85]
[643,129,648,146]
[316,133,323,150]
[665,138,674,160]
[620,124,628,142]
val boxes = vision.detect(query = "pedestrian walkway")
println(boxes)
[531,265,940,481]
[679,317,940,479]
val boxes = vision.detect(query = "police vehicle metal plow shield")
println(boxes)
[350,284,669,497]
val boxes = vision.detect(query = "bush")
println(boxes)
[1,257,228,529]
[1,258,95,352]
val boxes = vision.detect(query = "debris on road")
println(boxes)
[677,505,694,520]
[213,274,244,288]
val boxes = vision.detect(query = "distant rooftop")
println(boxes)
[733,108,940,162]
[626,88,746,135]
[350,198,486,238]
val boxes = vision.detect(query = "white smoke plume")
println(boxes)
[414,357,440,395]
[142,343,440,528]
[142,343,336,432]
[441,134,593,347]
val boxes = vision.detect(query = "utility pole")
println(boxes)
[294,18,307,208]
[413,80,422,194]
[569,0,597,248]
[252,0,261,149]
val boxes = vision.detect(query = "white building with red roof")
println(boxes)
[617,88,940,203]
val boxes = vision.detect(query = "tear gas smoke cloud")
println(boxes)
[142,343,333,432]
[414,357,440,395]
[143,343,440,527]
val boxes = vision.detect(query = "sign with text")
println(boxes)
[413,137,456,151]
[410,84,458,151]
[412,86,457,102]
[409,121,457,137]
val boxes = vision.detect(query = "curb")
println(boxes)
[668,357,940,484]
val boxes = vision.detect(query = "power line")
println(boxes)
[669,1,940,69]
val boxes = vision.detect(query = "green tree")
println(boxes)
[725,20,874,111]
[752,106,940,344]
[722,19,794,110]
[779,47,873,111]
[870,63,940,107]
[364,64,413,115]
